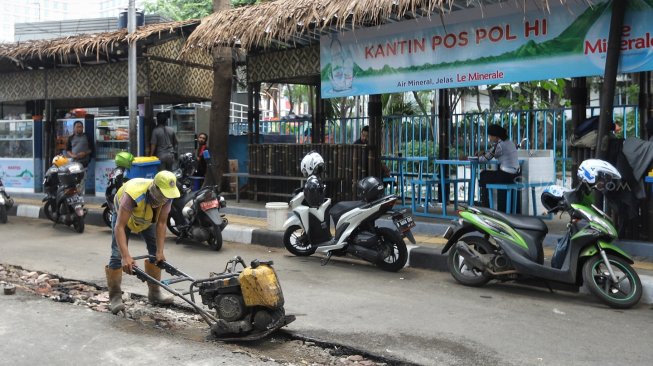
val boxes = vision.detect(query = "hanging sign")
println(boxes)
[320,0,653,97]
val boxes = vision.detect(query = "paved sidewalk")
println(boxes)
[5,193,653,304]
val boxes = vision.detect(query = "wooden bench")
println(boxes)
[486,181,554,215]
[222,173,305,202]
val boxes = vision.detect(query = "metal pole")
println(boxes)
[596,0,627,159]
[128,0,138,155]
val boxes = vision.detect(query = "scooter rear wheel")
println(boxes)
[73,216,85,234]
[207,225,223,251]
[375,227,408,272]
[448,236,493,287]
[283,225,316,256]
[583,254,642,309]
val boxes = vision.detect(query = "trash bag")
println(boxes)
[551,231,571,269]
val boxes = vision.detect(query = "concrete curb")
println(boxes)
[7,202,653,305]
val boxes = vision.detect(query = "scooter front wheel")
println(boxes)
[583,254,642,309]
[167,215,181,237]
[448,236,493,287]
[43,201,56,222]
[102,206,112,228]
[283,225,316,256]
[0,205,6,224]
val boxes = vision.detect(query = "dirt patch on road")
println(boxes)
[1,263,412,366]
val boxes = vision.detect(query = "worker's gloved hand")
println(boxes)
[122,255,136,274]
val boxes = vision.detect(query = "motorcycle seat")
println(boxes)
[476,207,548,232]
[330,200,366,226]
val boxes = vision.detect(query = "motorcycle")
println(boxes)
[42,162,87,233]
[101,166,128,227]
[282,176,415,272]
[0,177,14,224]
[166,152,228,251]
[441,185,642,309]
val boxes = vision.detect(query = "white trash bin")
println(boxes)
[265,202,289,231]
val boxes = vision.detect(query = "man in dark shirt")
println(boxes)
[354,126,369,144]
[66,120,93,194]
[150,112,178,171]
[66,120,93,168]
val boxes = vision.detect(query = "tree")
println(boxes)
[144,0,235,191]
[143,0,212,20]
[207,0,233,191]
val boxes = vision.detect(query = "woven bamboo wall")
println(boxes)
[248,144,369,201]
[248,46,319,83]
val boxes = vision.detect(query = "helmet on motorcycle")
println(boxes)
[303,175,325,207]
[300,151,325,178]
[541,185,572,213]
[178,152,197,177]
[52,154,69,168]
[115,151,134,169]
[357,176,384,203]
[577,159,621,191]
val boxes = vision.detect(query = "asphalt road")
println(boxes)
[1,216,653,365]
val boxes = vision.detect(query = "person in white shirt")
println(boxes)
[477,124,520,212]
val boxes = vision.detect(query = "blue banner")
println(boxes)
[321,0,653,97]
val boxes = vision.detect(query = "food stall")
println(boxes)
[94,116,139,197]
[170,108,197,156]
[0,118,43,193]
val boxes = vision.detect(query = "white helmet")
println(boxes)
[300,151,325,177]
[577,159,621,185]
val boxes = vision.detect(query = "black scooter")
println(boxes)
[43,162,87,233]
[167,151,228,251]
[0,177,14,224]
[101,167,128,227]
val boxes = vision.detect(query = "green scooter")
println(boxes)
[441,160,642,309]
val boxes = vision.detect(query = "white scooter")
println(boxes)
[281,177,415,272]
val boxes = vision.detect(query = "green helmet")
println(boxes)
[115,151,134,169]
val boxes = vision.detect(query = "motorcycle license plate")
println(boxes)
[200,199,219,211]
[393,215,415,232]
[66,196,82,205]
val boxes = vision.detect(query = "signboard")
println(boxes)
[0,158,34,192]
[321,0,653,97]
[95,160,115,197]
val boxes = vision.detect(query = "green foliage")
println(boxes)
[488,78,569,110]
[232,0,258,6]
[382,93,418,116]
[143,0,212,20]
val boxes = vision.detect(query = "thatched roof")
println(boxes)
[0,19,199,71]
[184,0,592,52]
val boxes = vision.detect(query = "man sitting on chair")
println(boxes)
[477,124,520,212]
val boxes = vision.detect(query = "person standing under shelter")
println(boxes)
[477,124,520,212]
[195,132,208,177]
[66,120,93,193]
[150,112,178,171]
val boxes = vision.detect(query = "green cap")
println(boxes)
[153,171,180,198]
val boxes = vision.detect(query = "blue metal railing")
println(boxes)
[229,105,640,186]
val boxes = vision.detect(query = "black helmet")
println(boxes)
[303,175,325,207]
[357,176,384,202]
[178,152,197,177]
[540,185,572,213]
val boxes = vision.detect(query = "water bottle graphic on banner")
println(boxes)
[329,35,353,92]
